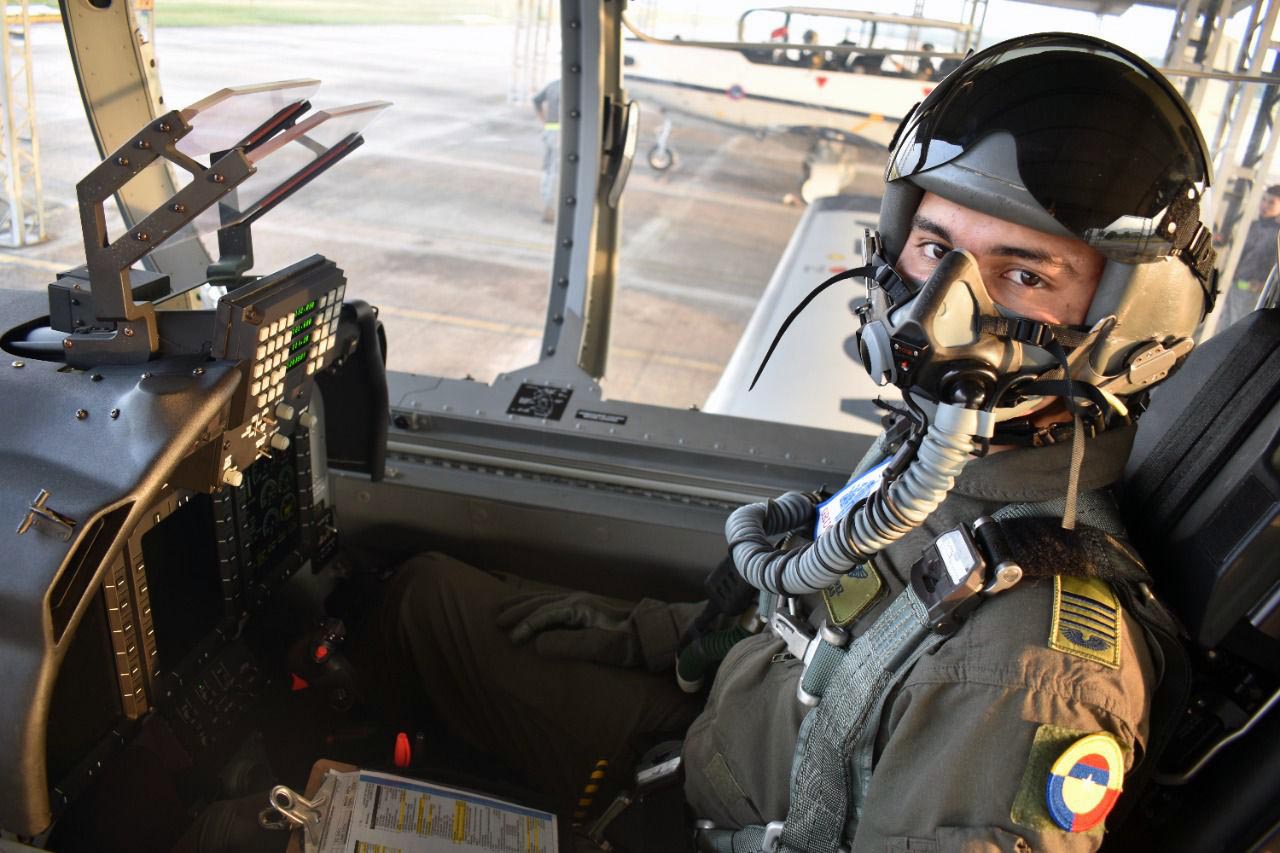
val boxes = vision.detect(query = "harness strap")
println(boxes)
[722,586,944,853]
[783,588,945,853]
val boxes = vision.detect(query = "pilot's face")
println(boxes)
[896,192,1105,326]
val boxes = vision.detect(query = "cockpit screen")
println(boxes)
[142,494,223,670]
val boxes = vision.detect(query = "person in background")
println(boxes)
[1223,184,1280,325]
[533,78,561,223]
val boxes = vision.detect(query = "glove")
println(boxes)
[495,590,702,671]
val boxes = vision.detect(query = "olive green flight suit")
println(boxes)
[393,425,1154,852]
[683,425,1156,852]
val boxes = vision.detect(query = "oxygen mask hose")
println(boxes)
[726,400,995,596]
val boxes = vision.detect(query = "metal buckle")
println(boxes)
[762,820,785,852]
[971,516,1024,595]
[768,604,814,661]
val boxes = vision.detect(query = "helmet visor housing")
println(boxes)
[886,33,1211,264]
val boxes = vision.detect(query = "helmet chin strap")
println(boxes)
[985,328,1120,530]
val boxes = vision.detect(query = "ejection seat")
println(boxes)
[1110,305,1280,850]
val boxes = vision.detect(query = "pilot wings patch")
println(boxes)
[1049,576,1121,669]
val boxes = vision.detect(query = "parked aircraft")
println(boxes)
[623,6,982,200]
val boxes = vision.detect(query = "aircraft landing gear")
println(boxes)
[648,114,677,171]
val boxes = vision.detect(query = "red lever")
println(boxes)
[394,732,411,768]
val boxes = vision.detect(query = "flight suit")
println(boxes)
[392,425,1155,851]
[389,552,704,819]
[683,424,1156,852]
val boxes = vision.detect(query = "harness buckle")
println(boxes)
[762,820,785,852]
[769,605,814,661]
[972,516,1024,594]
[911,520,1028,634]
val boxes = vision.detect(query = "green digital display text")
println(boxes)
[290,316,314,338]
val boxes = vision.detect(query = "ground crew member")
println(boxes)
[1223,184,1280,325]
[533,78,561,223]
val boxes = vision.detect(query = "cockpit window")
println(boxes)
[150,5,563,383]
[14,2,1271,414]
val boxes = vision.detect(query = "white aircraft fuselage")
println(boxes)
[624,38,939,147]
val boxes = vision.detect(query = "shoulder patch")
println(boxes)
[821,562,884,626]
[1046,733,1125,832]
[1049,576,1120,668]
[1013,725,1127,836]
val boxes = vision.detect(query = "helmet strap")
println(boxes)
[986,331,1118,531]
[1159,180,1217,314]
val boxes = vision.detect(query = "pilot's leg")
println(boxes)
[390,551,701,816]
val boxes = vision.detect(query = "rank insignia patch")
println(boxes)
[1050,576,1120,668]
[1045,733,1125,832]
[1012,725,1128,836]
[822,562,884,626]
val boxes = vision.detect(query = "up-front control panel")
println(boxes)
[214,256,346,489]
[0,79,384,839]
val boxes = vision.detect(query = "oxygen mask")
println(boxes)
[854,238,1111,424]
[857,248,1010,409]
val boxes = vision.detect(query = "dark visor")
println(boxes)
[887,34,1211,262]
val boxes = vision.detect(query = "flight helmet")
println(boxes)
[870,32,1216,418]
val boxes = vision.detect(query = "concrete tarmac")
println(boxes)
[4,22,883,412]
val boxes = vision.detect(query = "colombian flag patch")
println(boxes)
[1013,726,1128,837]
[1045,733,1125,832]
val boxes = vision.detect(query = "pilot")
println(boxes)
[388,33,1215,852]
[798,29,827,69]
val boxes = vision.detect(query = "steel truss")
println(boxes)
[1164,0,1280,307]
[0,0,45,248]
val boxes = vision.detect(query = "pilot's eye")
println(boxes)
[923,242,948,260]
[1010,269,1045,288]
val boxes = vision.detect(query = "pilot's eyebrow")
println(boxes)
[912,215,953,245]
[990,243,1075,275]
[912,214,1076,275]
